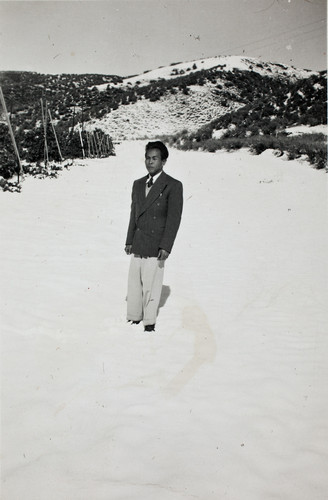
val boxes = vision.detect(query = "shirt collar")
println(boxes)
[146,170,163,185]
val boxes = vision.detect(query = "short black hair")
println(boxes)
[145,141,169,161]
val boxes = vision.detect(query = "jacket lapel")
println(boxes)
[138,172,168,217]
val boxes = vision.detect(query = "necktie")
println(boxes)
[147,177,153,188]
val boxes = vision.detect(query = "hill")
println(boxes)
[86,57,326,141]
[0,55,326,179]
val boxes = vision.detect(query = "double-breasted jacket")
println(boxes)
[126,171,183,257]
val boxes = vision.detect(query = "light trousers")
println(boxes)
[127,255,165,326]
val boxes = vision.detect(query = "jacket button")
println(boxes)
[153,216,156,219]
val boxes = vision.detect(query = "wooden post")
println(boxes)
[41,98,49,166]
[81,102,84,132]
[90,133,96,157]
[71,105,75,137]
[0,86,23,182]
[106,136,111,156]
[86,132,91,157]
[87,132,93,157]
[78,128,85,159]
[92,132,99,157]
[48,109,63,161]
[95,132,103,157]
[99,134,105,156]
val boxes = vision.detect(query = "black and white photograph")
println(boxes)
[0,1,327,499]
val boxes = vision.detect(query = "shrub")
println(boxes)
[0,151,17,179]
[222,137,244,151]
[202,139,220,152]
[169,129,326,170]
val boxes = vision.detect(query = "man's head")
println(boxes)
[145,141,169,177]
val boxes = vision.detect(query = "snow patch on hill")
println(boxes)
[285,124,327,136]
[87,85,243,140]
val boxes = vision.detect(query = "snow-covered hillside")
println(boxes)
[87,83,243,140]
[84,55,321,141]
[96,55,315,91]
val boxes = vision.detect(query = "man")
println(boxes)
[125,141,183,332]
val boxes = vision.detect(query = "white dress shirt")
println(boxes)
[145,170,163,196]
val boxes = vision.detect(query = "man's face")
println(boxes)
[145,148,166,177]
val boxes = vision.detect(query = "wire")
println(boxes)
[249,25,326,53]
[219,18,325,55]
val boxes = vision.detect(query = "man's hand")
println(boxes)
[157,248,169,260]
[125,245,132,255]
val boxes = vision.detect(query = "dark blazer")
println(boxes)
[126,171,183,257]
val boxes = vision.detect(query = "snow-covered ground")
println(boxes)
[1,143,327,500]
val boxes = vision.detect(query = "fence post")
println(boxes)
[0,86,23,183]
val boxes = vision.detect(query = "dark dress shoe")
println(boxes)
[128,320,141,325]
[144,324,155,332]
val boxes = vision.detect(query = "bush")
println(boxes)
[203,139,220,152]
[168,128,326,170]
[222,138,244,151]
[0,151,17,179]
[0,124,18,178]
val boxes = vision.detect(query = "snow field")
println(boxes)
[1,142,327,499]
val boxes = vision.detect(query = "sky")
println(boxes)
[0,0,326,76]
